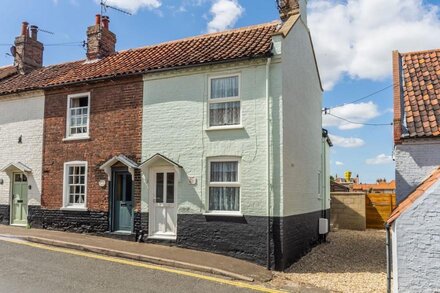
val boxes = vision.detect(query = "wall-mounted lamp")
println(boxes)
[0,179,3,185]
[18,135,23,144]
[28,185,32,190]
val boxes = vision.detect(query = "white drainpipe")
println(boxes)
[266,57,272,269]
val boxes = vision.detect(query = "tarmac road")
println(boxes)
[0,239,277,293]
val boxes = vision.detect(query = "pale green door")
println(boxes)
[11,173,28,226]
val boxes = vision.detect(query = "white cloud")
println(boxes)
[323,101,380,130]
[105,0,161,13]
[329,134,365,148]
[366,154,393,165]
[207,0,244,33]
[308,0,440,90]
[335,161,344,166]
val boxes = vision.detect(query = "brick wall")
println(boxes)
[395,142,440,203]
[42,77,143,213]
[331,192,366,231]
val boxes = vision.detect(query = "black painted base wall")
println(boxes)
[1,205,329,271]
[0,204,9,225]
[29,208,109,233]
[154,210,329,271]
[277,210,324,270]
[176,214,271,267]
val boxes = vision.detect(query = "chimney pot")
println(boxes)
[86,15,116,60]
[30,25,38,40]
[95,14,101,25]
[21,22,29,36]
[14,21,44,74]
[102,16,110,30]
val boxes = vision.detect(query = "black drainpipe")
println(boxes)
[385,222,392,293]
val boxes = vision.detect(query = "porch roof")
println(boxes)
[100,155,138,181]
[139,153,182,170]
[0,162,32,173]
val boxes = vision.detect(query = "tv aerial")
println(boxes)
[100,0,132,17]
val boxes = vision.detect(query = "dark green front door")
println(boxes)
[112,171,133,232]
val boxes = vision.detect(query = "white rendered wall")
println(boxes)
[394,181,440,292]
[395,142,440,203]
[142,61,275,216]
[281,19,323,216]
[0,92,44,207]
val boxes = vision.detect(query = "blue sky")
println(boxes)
[1,0,439,183]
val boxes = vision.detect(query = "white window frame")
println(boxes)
[65,92,91,140]
[205,157,242,216]
[62,161,88,211]
[207,74,242,130]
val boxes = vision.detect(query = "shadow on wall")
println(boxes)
[206,129,250,142]
[395,144,440,203]
[177,169,203,213]
[330,193,366,231]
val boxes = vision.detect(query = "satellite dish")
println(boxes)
[10,46,16,57]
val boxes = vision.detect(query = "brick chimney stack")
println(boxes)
[277,0,307,24]
[14,21,44,74]
[86,14,116,60]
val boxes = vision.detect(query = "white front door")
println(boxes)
[149,167,177,239]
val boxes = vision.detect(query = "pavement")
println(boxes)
[0,225,273,283]
[0,240,264,293]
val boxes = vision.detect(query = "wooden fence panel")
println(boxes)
[365,193,396,229]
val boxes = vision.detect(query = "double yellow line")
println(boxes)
[0,237,287,293]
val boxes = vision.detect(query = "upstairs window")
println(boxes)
[208,159,240,212]
[67,93,90,138]
[209,75,241,127]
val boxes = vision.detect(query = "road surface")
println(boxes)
[0,238,277,293]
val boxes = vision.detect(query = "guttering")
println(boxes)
[266,56,272,270]
[385,222,392,293]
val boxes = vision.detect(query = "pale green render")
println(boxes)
[141,18,323,218]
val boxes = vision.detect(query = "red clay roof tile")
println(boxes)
[397,49,440,138]
[0,21,280,96]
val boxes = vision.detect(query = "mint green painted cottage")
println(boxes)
[138,0,328,270]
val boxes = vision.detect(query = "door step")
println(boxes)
[101,231,136,242]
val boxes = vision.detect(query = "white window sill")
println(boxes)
[61,207,88,212]
[203,211,243,217]
[205,125,244,131]
[148,235,177,241]
[62,135,90,142]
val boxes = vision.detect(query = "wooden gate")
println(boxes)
[365,193,396,229]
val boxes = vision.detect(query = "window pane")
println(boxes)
[210,162,238,182]
[67,164,86,206]
[211,76,239,99]
[69,96,89,136]
[115,174,122,201]
[14,174,22,182]
[209,102,240,126]
[156,173,164,203]
[125,176,132,202]
[166,173,174,204]
[209,187,240,211]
